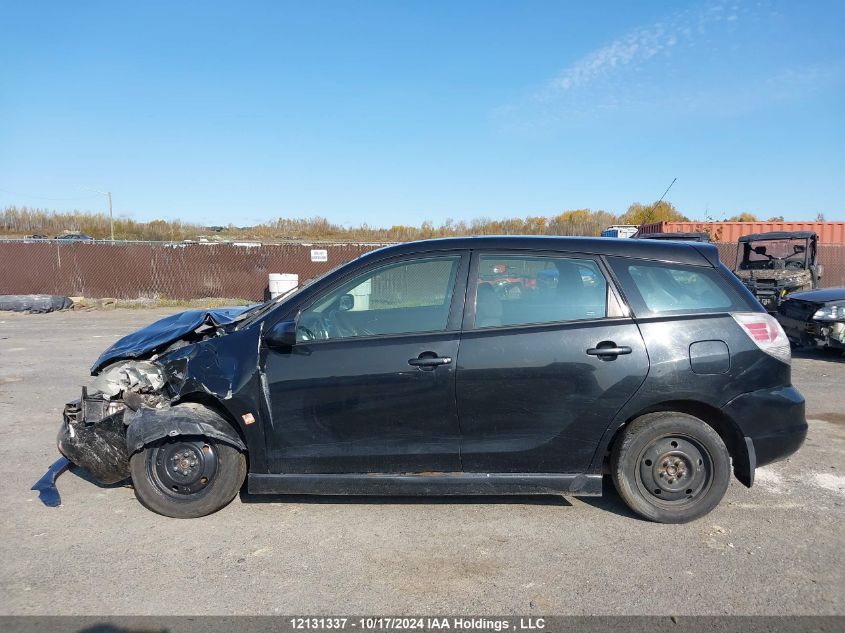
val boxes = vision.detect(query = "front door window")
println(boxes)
[298,256,461,341]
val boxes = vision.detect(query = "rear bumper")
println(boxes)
[722,385,807,469]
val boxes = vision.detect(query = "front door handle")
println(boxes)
[408,356,452,367]
[586,343,632,358]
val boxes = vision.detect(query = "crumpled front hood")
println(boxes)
[786,287,845,303]
[91,307,251,374]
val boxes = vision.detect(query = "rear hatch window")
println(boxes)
[607,258,755,316]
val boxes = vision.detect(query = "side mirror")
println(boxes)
[265,320,297,348]
[793,245,806,254]
[338,293,354,311]
[753,246,767,255]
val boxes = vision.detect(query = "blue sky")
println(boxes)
[1,0,843,227]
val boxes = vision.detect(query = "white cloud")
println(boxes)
[540,0,734,99]
[492,0,844,133]
[547,22,676,94]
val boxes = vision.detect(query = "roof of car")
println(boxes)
[361,236,719,267]
[738,231,817,242]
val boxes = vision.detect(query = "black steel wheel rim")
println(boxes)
[635,434,713,506]
[147,439,218,498]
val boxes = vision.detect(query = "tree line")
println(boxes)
[0,203,793,242]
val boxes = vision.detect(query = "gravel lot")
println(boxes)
[1,309,843,615]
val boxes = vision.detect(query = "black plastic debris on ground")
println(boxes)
[0,294,73,313]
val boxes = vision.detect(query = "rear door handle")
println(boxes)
[586,345,632,357]
[408,356,452,367]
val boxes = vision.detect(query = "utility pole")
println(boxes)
[107,191,113,241]
[88,189,114,240]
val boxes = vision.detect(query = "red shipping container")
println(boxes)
[638,221,845,244]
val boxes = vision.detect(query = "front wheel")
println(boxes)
[130,436,246,518]
[611,412,730,523]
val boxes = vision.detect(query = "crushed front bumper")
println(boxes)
[779,314,845,349]
[57,390,131,485]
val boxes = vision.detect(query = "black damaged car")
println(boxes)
[776,287,845,353]
[35,237,808,523]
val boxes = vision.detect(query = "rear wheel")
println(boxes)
[611,412,730,523]
[130,436,246,518]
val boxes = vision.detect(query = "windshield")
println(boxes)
[234,286,303,328]
[738,239,809,271]
[235,257,363,328]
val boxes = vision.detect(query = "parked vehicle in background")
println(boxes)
[24,234,49,240]
[601,225,639,238]
[54,233,95,242]
[776,287,845,352]
[734,232,820,312]
[634,231,711,243]
[38,236,807,524]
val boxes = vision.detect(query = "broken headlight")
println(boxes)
[813,302,845,321]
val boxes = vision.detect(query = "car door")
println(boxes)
[456,250,649,473]
[263,251,469,474]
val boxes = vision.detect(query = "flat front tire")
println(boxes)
[130,436,246,518]
[611,412,730,524]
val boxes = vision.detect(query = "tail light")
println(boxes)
[731,312,791,365]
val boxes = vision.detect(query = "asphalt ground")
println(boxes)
[0,309,842,615]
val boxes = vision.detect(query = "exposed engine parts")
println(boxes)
[90,360,165,398]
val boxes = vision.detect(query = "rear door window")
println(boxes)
[472,254,611,328]
[608,258,751,316]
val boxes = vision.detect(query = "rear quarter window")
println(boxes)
[607,258,753,316]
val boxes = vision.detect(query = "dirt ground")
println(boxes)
[0,309,843,615]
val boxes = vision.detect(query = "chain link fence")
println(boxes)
[1,239,844,302]
[0,241,386,301]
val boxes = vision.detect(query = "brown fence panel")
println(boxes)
[0,241,385,301]
[818,244,845,288]
[1,239,843,301]
[716,243,739,269]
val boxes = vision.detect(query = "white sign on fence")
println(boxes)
[310,249,328,262]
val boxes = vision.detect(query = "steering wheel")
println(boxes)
[785,260,804,270]
[296,325,318,341]
[297,314,330,341]
[327,310,359,338]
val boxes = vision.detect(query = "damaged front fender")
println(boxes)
[57,395,246,487]
[124,402,246,454]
